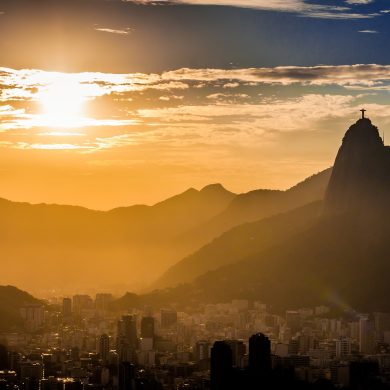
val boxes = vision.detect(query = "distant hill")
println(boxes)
[154,169,331,289]
[155,201,322,289]
[172,169,331,260]
[0,184,235,294]
[191,209,390,311]
[1,163,333,295]
[121,116,390,312]
[0,286,42,331]
[115,206,390,312]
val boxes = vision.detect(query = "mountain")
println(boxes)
[0,184,235,294]
[210,168,331,227]
[1,165,332,295]
[154,169,331,289]
[155,201,322,288]
[139,116,390,312]
[0,286,42,331]
[324,117,390,214]
[173,169,331,257]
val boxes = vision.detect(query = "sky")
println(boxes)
[1,0,390,209]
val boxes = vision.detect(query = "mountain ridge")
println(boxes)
[135,116,390,312]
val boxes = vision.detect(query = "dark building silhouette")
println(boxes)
[248,333,271,375]
[117,315,138,363]
[349,360,380,389]
[117,315,137,347]
[118,362,135,390]
[99,334,110,364]
[0,345,8,370]
[140,317,155,339]
[225,340,246,368]
[210,341,233,390]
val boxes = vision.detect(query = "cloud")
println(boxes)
[223,82,240,88]
[94,27,133,35]
[134,0,378,19]
[159,95,184,101]
[358,29,379,33]
[162,65,390,87]
[206,93,249,100]
[346,0,373,4]
[2,64,390,152]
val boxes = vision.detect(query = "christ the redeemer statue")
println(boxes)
[360,109,366,119]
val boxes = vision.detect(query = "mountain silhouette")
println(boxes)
[133,116,390,312]
[0,185,235,294]
[154,169,331,289]
[154,202,322,289]
[170,168,332,260]
[0,286,42,331]
[325,117,390,215]
[1,166,331,294]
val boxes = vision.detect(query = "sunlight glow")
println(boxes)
[37,75,88,128]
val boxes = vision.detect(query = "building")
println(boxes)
[95,294,113,313]
[140,317,155,339]
[118,362,135,390]
[194,341,210,362]
[117,315,138,362]
[161,310,177,329]
[248,333,271,375]
[0,345,8,370]
[72,295,93,316]
[210,341,233,390]
[374,312,390,341]
[359,316,375,354]
[20,305,44,331]
[20,362,43,380]
[285,311,301,334]
[99,334,110,364]
[335,337,351,358]
[62,298,72,318]
[225,340,246,368]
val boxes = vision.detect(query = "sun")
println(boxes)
[37,75,87,128]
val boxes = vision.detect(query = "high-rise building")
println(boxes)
[248,333,271,375]
[194,341,210,362]
[20,305,45,331]
[285,311,301,334]
[117,315,138,362]
[210,341,233,390]
[330,362,350,387]
[139,338,153,352]
[0,345,8,370]
[161,310,177,329]
[118,362,135,390]
[141,317,155,339]
[20,362,43,380]
[99,334,110,364]
[225,340,246,368]
[359,316,376,354]
[121,315,138,348]
[72,295,93,316]
[374,312,390,341]
[335,337,351,358]
[62,298,72,318]
[95,294,113,312]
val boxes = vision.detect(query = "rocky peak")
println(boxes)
[324,116,390,215]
